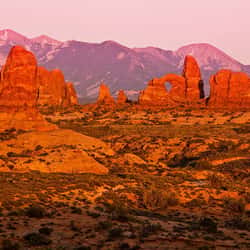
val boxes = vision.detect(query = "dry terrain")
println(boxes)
[0,105,249,249]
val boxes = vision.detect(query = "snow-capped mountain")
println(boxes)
[0,29,249,102]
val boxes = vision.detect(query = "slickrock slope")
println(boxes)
[0,46,56,131]
[208,69,250,109]
[139,55,204,106]
[117,90,128,104]
[97,83,115,105]
[0,129,113,174]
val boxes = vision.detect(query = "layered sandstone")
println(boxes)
[208,69,250,108]
[97,83,115,105]
[117,90,128,104]
[65,82,78,105]
[0,46,38,108]
[139,55,204,106]
[37,67,78,106]
[183,55,205,100]
[0,46,56,131]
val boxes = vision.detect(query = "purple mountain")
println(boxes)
[0,29,249,102]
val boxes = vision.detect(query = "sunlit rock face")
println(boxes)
[0,46,38,108]
[0,46,55,131]
[117,90,128,105]
[139,55,204,106]
[97,83,115,105]
[37,67,78,106]
[208,69,250,109]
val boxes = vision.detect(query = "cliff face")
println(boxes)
[0,46,38,108]
[139,55,204,106]
[37,67,78,106]
[0,46,78,131]
[0,46,56,131]
[208,70,250,108]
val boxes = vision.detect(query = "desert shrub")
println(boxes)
[39,227,53,235]
[35,145,43,151]
[71,206,82,214]
[223,197,245,214]
[23,232,51,246]
[86,210,100,218]
[105,199,132,222]
[189,159,212,169]
[7,152,29,158]
[207,173,226,189]
[199,217,218,233]
[2,239,20,250]
[74,246,91,250]
[190,217,217,233]
[142,188,179,210]
[233,125,250,134]
[225,217,250,231]
[108,227,123,238]
[25,205,46,218]
[167,154,191,167]
[96,220,113,230]
[186,198,206,208]
[140,221,162,237]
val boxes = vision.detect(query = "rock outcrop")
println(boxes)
[208,69,250,108]
[0,46,38,108]
[37,67,78,106]
[117,90,128,104]
[183,55,205,101]
[0,46,56,131]
[97,83,115,105]
[0,129,113,174]
[65,82,78,105]
[139,55,204,106]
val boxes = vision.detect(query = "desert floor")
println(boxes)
[0,105,249,249]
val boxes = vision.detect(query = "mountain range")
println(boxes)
[0,29,249,102]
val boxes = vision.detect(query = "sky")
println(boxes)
[1,0,250,63]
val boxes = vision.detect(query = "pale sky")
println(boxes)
[1,0,250,63]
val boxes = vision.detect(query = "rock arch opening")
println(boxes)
[164,81,172,92]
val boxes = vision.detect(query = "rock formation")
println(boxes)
[208,69,250,108]
[117,90,128,104]
[138,78,169,105]
[0,46,56,131]
[183,55,205,101]
[139,55,204,106]
[97,83,115,105]
[0,129,113,174]
[0,46,38,108]
[37,67,78,106]
[65,82,78,105]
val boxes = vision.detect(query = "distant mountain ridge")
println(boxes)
[0,29,249,102]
